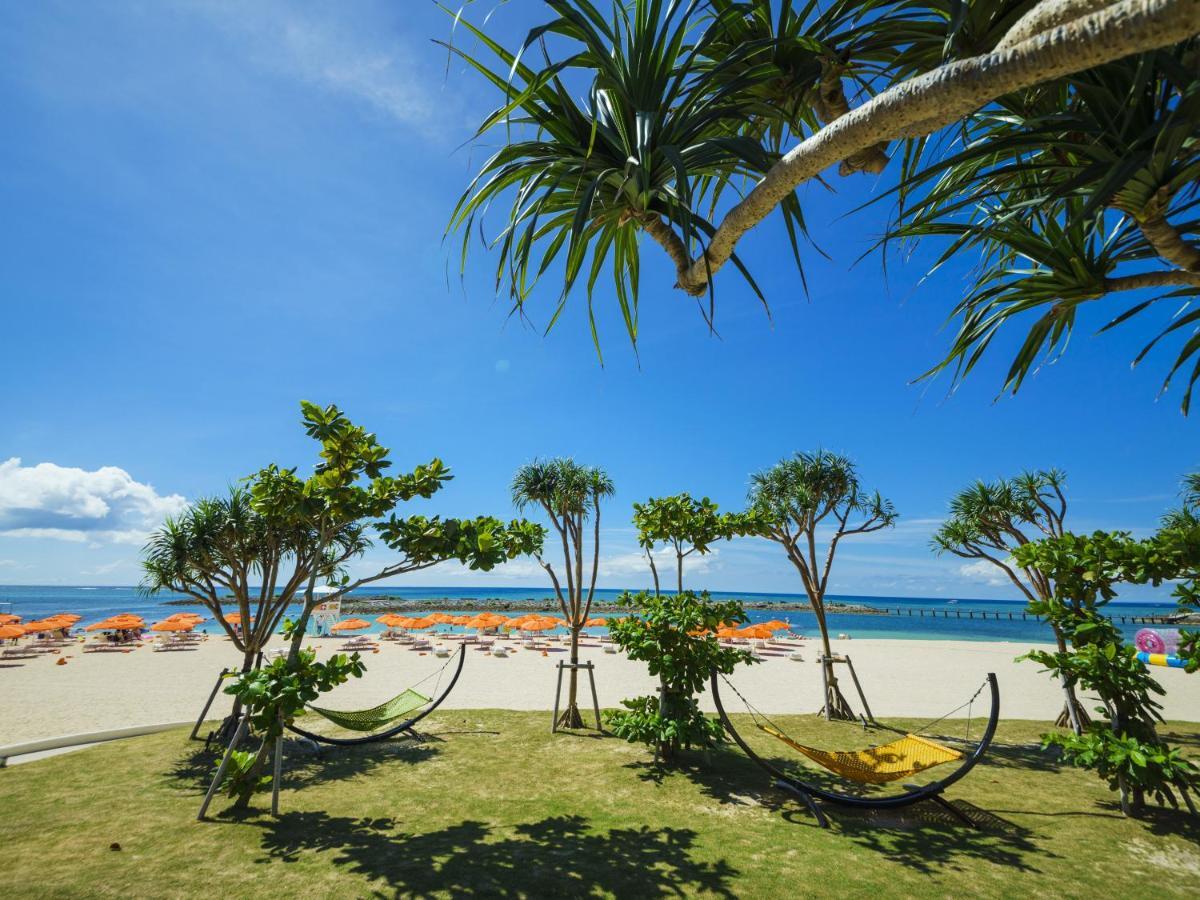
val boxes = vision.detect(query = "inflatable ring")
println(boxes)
[1135,628,1167,654]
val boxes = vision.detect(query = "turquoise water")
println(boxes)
[0,585,1178,643]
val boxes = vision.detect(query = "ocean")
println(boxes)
[0,584,1180,644]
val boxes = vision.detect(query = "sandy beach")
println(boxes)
[2,633,1198,746]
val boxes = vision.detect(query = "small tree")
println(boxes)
[512,458,615,729]
[633,493,758,594]
[932,469,1089,731]
[606,591,755,765]
[144,401,544,809]
[748,450,896,720]
[1015,529,1199,817]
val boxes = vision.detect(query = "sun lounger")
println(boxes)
[1,646,39,659]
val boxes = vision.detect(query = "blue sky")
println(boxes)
[0,0,1195,599]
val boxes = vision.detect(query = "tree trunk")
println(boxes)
[557,623,584,729]
[815,606,856,721]
[231,735,273,810]
[1051,628,1091,732]
[212,648,258,746]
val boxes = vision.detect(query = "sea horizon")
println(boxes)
[1,583,1181,644]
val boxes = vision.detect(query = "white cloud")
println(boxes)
[599,546,719,580]
[189,0,440,132]
[0,458,187,545]
[958,558,1012,586]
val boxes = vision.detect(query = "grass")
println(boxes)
[1,712,1198,898]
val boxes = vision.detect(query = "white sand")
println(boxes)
[2,634,1198,745]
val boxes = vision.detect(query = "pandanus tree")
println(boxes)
[931,470,1090,731]
[748,450,896,720]
[633,493,759,594]
[512,458,614,729]
[446,0,1200,409]
[142,486,365,678]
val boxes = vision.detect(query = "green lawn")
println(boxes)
[1,712,1198,898]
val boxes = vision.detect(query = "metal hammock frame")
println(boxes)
[709,671,1000,828]
[286,644,466,747]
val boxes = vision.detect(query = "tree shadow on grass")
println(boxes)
[255,812,740,897]
[623,748,818,826]
[163,736,439,796]
[972,740,1063,774]
[834,802,1051,876]
[1092,798,1200,840]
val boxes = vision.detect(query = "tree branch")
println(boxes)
[1103,269,1200,293]
[997,0,1121,49]
[670,0,1200,296]
[814,63,891,176]
[1134,189,1200,273]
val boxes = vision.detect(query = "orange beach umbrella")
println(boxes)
[331,618,371,632]
[0,624,25,639]
[737,625,776,640]
[21,620,60,633]
[583,617,608,627]
[150,620,195,632]
[759,620,790,631]
[0,614,20,625]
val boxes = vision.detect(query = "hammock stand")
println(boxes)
[710,671,1000,829]
[286,643,466,747]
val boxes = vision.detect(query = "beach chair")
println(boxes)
[1,646,39,660]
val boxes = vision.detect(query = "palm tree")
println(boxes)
[446,0,1199,407]
[748,450,896,720]
[931,470,1089,732]
[512,458,615,729]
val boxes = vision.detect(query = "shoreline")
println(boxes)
[1,634,1197,746]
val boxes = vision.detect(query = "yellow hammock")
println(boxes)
[757,724,963,785]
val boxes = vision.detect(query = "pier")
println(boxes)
[861,606,1179,625]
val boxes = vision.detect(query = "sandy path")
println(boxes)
[2,634,1198,745]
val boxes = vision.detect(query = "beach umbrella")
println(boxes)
[331,618,371,632]
[448,615,473,626]
[737,625,776,640]
[224,613,252,625]
[463,614,495,630]
[426,613,455,624]
[105,614,144,626]
[405,616,435,630]
[0,624,25,639]
[20,620,59,633]
[583,617,607,627]
[376,614,407,627]
[0,614,20,624]
[759,620,790,632]
[150,620,194,632]
[716,626,743,639]
[521,619,555,632]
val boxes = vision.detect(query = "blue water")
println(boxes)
[0,585,1178,643]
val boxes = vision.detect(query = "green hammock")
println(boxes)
[306,688,431,733]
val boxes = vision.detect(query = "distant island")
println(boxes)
[165,594,886,616]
